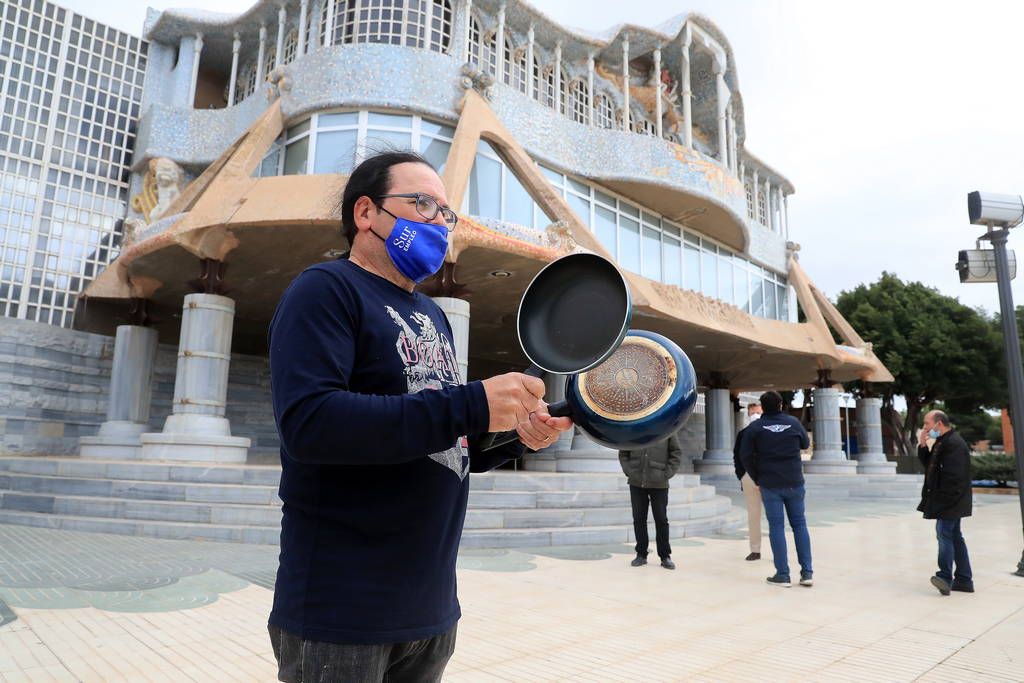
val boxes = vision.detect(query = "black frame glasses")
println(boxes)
[377,193,459,230]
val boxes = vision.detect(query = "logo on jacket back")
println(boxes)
[763,424,791,433]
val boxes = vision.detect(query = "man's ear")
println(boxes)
[352,196,376,232]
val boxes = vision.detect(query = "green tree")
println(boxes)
[944,407,997,445]
[836,273,1005,459]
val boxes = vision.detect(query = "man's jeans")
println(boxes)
[630,485,671,560]
[761,485,812,579]
[936,518,972,584]
[268,623,457,683]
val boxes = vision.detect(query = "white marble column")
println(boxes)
[763,178,772,228]
[324,0,335,46]
[783,194,790,238]
[752,169,761,224]
[854,397,896,474]
[140,294,250,463]
[681,27,693,149]
[621,35,630,131]
[495,3,506,82]
[276,4,287,67]
[653,46,662,138]
[188,33,203,107]
[527,25,536,97]
[79,325,159,460]
[227,33,240,106]
[694,388,734,474]
[714,55,728,165]
[432,297,469,383]
[804,387,857,473]
[586,52,595,126]
[554,41,562,113]
[298,0,308,55]
[256,25,267,83]
[461,0,473,63]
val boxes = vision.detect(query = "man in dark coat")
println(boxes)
[619,434,683,570]
[917,409,974,595]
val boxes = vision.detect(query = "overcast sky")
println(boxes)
[61,0,1024,315]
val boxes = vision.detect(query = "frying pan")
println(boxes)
[478,252,632,450]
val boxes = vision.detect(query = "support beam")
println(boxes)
[554,41,563,113]
[622,35,630,131]
[526,24,535,97]
[276,4,287,68]
[298,0,308,55]
[188,33,203,107]
[804,382,857,474]
[324,0,335,47]
[256,24,267,83]
[855,396,896,473]
[495,3,506,83]
[463,0,473,63]
[694,388,734,474]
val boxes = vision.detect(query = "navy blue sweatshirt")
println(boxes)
[267,258,523,644]
[738,411,809,489]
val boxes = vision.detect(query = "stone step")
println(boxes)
[468,485,716,509]
[0,473,280,505]
[0,508,280,545]
[464,497,732,530]
[0,491,282,526]
[0,456,281,486]
[461,506,743,549]
[471,472,700,491]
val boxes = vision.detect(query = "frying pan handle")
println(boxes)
[523,365,545,378]
[478,365,549,451]
[546,400,571,418]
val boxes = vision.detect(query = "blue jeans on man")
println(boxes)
[935,518,972,585]
[761,485,812,580]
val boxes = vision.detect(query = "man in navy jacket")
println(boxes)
[267,151,572,682]
[739,391,813,588]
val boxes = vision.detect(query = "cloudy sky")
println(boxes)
[63,0,1024,314]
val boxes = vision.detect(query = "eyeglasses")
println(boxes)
[377,193,458,230]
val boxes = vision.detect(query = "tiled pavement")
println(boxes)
[0,495,1021,681]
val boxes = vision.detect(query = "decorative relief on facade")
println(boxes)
[542,220,577,254]
[130,157,186,224]
[649,281,755,330]
[460,62,495,100]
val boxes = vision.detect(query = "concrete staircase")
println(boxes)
[0,457,742,548]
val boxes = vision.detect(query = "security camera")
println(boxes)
[967,191,1024,227]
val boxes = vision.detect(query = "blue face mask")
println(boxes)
[928,428,941,439]
[372,209,448,284]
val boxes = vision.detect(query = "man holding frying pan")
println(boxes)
[267,151,572,682]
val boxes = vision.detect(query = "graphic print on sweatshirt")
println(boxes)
[386,305,470,479]
[763,424,792,433]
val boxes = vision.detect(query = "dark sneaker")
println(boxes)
[951,581,975,593]
[930,576,951,596]
[799,572,813,587]
[745,552,761,561]
[766,574,791,587]
[660,557,676,570]
[630,555,647,567]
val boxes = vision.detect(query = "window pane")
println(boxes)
[750,275,765,316]
[420,120,456,138]
[734,267,749,312]
[765,280,778,319]
[540,165,563,186]
[684,241,700,291]
[642,227,661,281]
[313,130,357,174]
[701,248,717,298]
[567,192,590,226]
[663,235,681,287]
[595,205,616,257]
[283,136,309,175]
[504,169,534,227]
[259,147,281,177]
[717,253,733,304]
[619,215,640,273]
[468,153,501,217]
[594,189,615,208]
[419,136,450,174]
[779,284,789,321]
[363,130,412,153]
[286,119,311,139]
[367,111,411,128]
[318,111,358,127]
[620,202,639,219]
[567,176,589,196]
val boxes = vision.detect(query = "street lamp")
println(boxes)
[964,190,1024,577]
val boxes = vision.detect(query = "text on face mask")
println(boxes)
[392,225,417,252]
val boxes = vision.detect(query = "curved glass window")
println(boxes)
[322,0,452,53]
[468,15,495,73]
[595,93,615,129]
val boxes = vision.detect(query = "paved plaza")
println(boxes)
[0,494,1021,682]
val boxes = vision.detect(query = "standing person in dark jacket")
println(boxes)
[739,391,813,588]
[734,401,763,561]
[917,410,974,596]
[267,151,573,683]
[619,434,683,570]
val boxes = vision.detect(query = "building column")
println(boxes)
[714,55,728,165]
[855,396,896,474]
[728,104,738,173]
[653,46,662,138]
[461,0,473,63]
[432,297,469,383]
[324,0,336,46]
[79,325,159,460]
[694,388,734,474]
[188,33,203,107]
[681,26,693,149]
[804,382,857,474]
[586,52,595,126]
[554,41,562,113]
[752,169,760,224]
[527,24,536,97]
[495,3,506,82]
[298,0,308,55]
[256,24,268,83]
[227,33,241,106]
[783,193,790,238]
[763,178,772,228]
[276,4,287,67]
[140,294,250,463]
[621,35,630,131]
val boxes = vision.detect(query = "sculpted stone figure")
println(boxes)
[150,157,185,220]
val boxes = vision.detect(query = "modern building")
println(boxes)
[0,0,915,546]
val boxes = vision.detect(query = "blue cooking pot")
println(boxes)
[553,330,698,450]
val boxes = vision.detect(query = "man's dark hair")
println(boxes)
[340,150,435,247]
[932,410,951,428]
[759,391,783,413]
